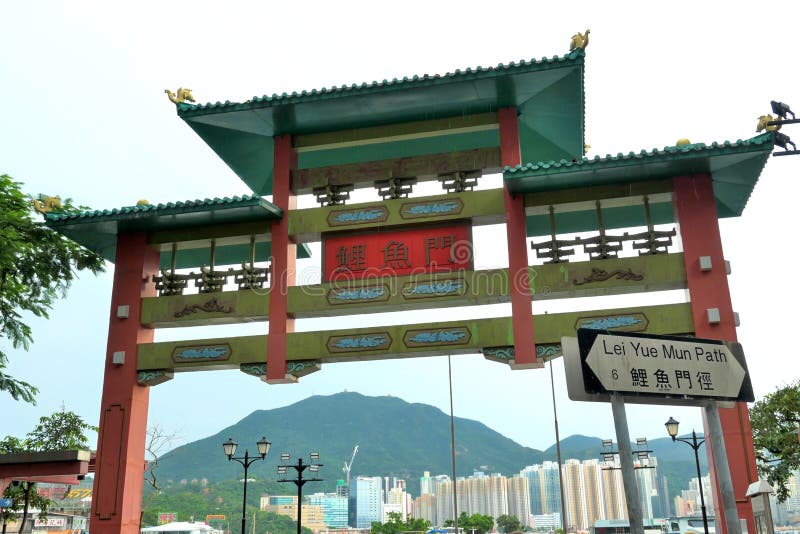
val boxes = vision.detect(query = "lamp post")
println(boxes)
[276,452,323,534]
[665,417,709,534]
[223,436,271,534]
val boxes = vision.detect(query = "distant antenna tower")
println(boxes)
[343,445,359,486]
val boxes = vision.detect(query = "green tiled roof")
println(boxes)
[504,133,774,235]
[179,51,584,118]
[45,194,281,224]
[45,195,310,266]
[176,50,585,196]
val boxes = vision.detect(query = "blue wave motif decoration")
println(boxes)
[334,336,387,349]
[580,316,642,330]
[409,330,466,344]
[334,209,385,223]
[408,281,462,295]
[333,287,386,301]
[175,346,229,359]
[404,201,460,216]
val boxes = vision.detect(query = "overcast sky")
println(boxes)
[2,2,799,460]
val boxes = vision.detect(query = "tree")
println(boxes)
[0,174,105,404]
[0,410,96,534]
[750,379,800,501]
[141,425,180,528]
[445,513,494,534]
[496,514,523,533]
[371,512,430,534]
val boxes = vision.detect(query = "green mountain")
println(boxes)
[154,392,703,498]
[156,392,546,495]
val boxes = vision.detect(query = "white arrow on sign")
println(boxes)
[585,334,746,399]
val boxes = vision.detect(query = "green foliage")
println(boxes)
[444,513,494,534]
[27,411,97,451]
[1,410,96,530]
[142,477,311,534]
[496,514,523,533]
[371,511,430,534]
[750,379,800,502]
[0,174,105,404]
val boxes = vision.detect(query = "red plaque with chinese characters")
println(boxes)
[323,224,472,281]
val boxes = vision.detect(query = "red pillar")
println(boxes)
[673,174,758,534]
[92,232,159,534]
[266,134,297,383]
[498,108,538,368]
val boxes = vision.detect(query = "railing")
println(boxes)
[152,238,269,297]
[531,197,677,264]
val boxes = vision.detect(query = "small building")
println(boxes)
[140,521,222,534]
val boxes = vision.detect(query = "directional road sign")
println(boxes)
[576,329,754,403]
[0,497,13,507]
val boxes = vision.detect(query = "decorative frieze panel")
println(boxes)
[138,303,695,371]
[399,198,464,220]
[326,333,393,353]
[172,343,231,363]
[403,327,472,348]
[240,361,321,379]
[137,369,174,387]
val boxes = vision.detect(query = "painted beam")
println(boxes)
[295,113,498,151]
[141,291,269,328]
[137,302,693,372]
[523,179,673,210]
[290,253,686,317]
[148,221,271,246]
[291,147,502,194]
[289,189,505,243]
[138,254,687,326]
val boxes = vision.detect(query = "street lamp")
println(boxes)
[223,436,271,534]
[276,452,323,534]
[665,418,709,534]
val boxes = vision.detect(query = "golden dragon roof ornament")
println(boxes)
[570,29,590,51]
[32,196,63,214]
[165,87,195,105]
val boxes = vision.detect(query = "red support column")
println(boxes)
[92,232,159,534]
[498,108,539,368]
[266,134,297,383]
[673,174,758,534]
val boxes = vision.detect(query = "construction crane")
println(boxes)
[342,445,359,486]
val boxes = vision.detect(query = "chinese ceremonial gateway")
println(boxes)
[45,38,776,534]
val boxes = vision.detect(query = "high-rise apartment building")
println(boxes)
[563,459,588,531]
[507,475,531,526]
[413,494,437,526]
[420,471,434,496]
[634,457,660,519]
[435,478,453,527]
[540,461,563,516]
[600,463,626,520]
[521,465,544,516]
[387,486,407,521]
[581,460,603,530]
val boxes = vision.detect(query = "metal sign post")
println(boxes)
[610,394,645,534]
[705,404,742,534]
